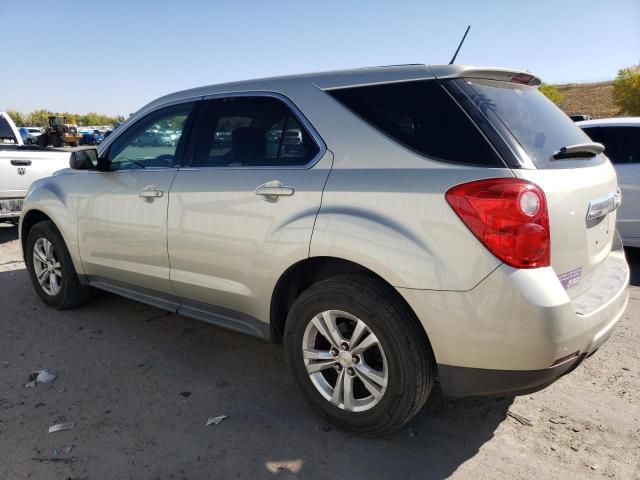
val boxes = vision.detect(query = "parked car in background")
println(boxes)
[570,114,592,122]
[19,127,43,144]
[79,130,105,146]
[0,112,70,223]
[579,118,640,247]
[20,65,629,436]
[0,111,21,145]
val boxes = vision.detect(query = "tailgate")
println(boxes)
[514,161,618,298]
[0,149,70,199]
[445,76,621,299]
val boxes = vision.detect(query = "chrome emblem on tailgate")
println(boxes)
[586,190,621,222]
[17,167,26,175]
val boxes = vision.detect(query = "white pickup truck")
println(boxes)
[0,111,71,223]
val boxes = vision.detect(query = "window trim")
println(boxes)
[181,91,327,170]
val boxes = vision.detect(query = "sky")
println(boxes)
[1,0,638,117]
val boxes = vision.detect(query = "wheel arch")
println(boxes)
[20,209,54,253]
[269,256,432,351]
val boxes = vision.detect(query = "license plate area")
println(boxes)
[0,199,23,216]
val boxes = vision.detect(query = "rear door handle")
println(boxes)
[255,181,295,202]
[11,160,32,166]
[139,186,164,200]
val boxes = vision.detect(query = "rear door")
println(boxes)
[448,78,619,298]
[167,94,332,324]
[581,125,640,243]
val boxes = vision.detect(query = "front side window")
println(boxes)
[192,96,319,167]
[107,102,194,170]
[582,126,640,164]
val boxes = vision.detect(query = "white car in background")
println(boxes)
[579,118,640,247]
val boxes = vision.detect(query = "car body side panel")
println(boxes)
[167,151,334,324]
[305,87,509,290]
[19,171,86,275]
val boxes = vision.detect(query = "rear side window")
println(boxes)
[582,126,640,164]
[0,116,18,144]
[327,80,502,166]
[193,96,320,167]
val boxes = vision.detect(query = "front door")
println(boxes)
[167,95,332,325]
[77,101,197,296]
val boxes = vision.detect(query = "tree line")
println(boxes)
[4,109,125,127]
[539,62,640,116]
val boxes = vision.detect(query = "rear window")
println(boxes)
[327,80,503,166]
[581,126,640,164]
[0,116,18,144]
[459,79,600,169]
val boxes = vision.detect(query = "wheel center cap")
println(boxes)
[338,351,352,368]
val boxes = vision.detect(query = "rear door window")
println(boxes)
[455,78,602,169]
[192,96,320,167]
[582,126,640,164]
[327,80,503,166]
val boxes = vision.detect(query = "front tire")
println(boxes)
[284,275,435,436]
[25,220,91,309]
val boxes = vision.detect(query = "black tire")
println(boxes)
[37,133,50,147]
[284,274,435,436]
[52,135,63,148]
[25,220,92,309]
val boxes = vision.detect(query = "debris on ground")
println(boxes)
[206,415,227,426]
[591,464,600,470]
[179,391,191,398]
[24,369,57,388]
[53,445,74,456]
[549,416,567,425]
[31,457,74,464]
[48,422,75,434]
[507,410,533,426]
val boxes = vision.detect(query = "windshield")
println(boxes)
[459,79,602,169]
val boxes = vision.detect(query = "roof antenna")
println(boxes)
[449,25,471,64]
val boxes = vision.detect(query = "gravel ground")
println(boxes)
[0,222,638,479]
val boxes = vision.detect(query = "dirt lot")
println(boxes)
[0,223,638,480]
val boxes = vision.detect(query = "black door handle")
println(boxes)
[11,160,32,166]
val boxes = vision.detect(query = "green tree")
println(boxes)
[613,64,640,115]
[539,83,563,106]
[5,109,26,126]
[28,109,53,127]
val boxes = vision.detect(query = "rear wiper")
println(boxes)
[552,142,605,160]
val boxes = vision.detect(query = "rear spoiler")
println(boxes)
[428,65,542,87]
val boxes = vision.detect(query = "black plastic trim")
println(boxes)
[438,354,586,397]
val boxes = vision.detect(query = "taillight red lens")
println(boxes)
[445,178,550,268]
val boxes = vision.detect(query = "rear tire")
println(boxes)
[25,220,92,309]
[284,274,435,436]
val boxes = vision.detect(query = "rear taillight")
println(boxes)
[445,178,550,269]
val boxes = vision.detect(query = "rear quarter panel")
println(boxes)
[301,87,511,291]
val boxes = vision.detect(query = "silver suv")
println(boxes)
[20,65,629,436]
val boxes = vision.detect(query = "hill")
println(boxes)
[555,81,619,119]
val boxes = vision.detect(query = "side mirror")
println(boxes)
[69,148,98,170]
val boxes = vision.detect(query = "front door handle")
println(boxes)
[139,186,164,201]
[255,181,295,202]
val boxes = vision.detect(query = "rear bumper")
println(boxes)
[399,248,629,397]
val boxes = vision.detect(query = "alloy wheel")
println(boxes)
[32,237,62,296]
[302,310,388,412]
